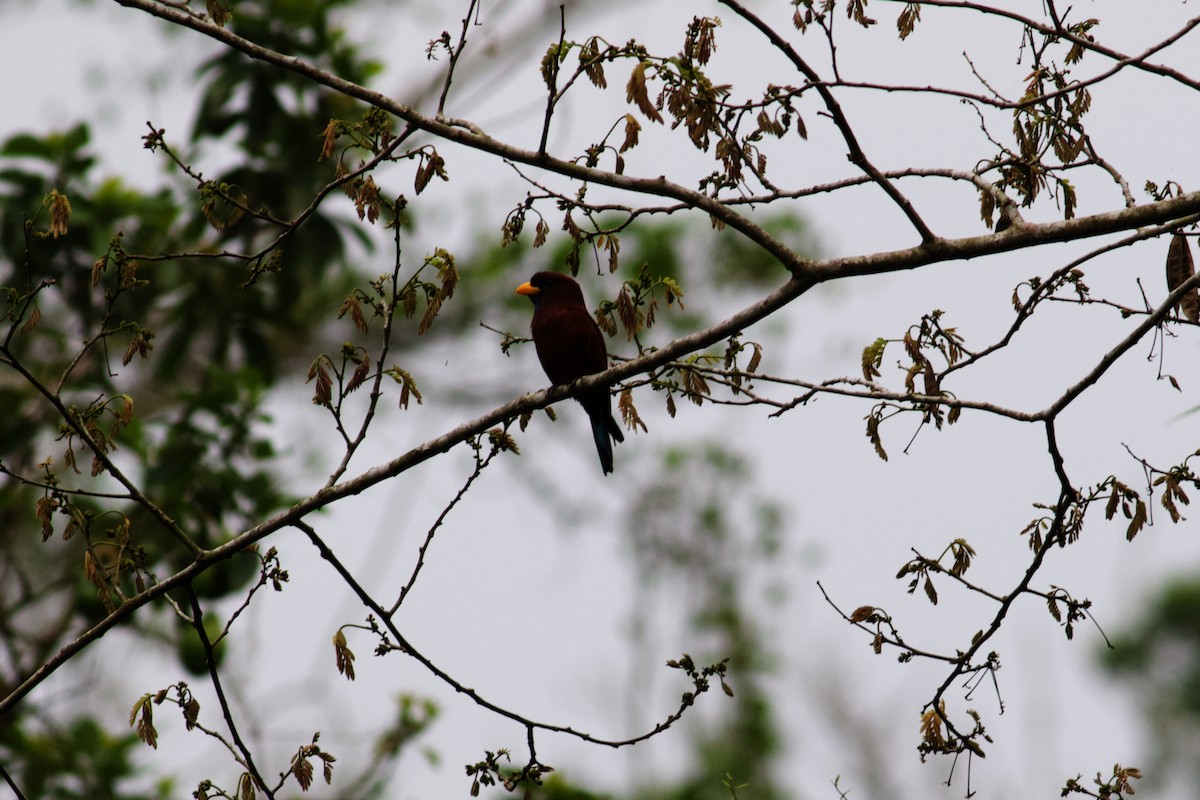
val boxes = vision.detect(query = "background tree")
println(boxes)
[1,0,1199,798]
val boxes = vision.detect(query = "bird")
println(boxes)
[516,271,625,474]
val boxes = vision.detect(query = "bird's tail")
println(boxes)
[590,411,624,475]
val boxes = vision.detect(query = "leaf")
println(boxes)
[625,62,664,124]
[131,695,158,749]
[414,150,447,195]
[620,114,641,153]
[746,342,763,373]
[581,37,607,88]
[1126,499,1147,541]
[338,294,369,333]
[46,189,71,238]
[681,364,710,405]
[19,305,40,337]
[385,366,423,409]
[605,232,620,273]
[307,360,333,407]
[206,0,231,27]
[487,428,520,455]
[129,693,151,727]
[846,0,877,27]
[849,605,876,623]
[353,176,381,224]
[36,495,57,541]
[689,17,721,65]
[897,3,921,39]
[616,286,639,339]
[318,119,339,161]
[865,410,888,461]
[417,293,442,335]
[618,389,648,433]
[919,706,945,749]
[293,751,315,791]
[1046,595,1062,622]
[333,629,356,681]
[538,42,562,88]
[321,751,336,783]
[861,337,886,381]
[949,539,975,576]
[1104,480,1123,520]
[1166,233,1199,323]
[923,577,938,605]
[184,697,200,731]
[238,772,257,800]
[345,359,369,394]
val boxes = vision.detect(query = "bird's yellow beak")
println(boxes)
[515,282,539,296]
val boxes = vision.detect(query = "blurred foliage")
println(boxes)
[1099,573,1200,789]
[0,0,379,792]
[624,444,787,800]
[0,717,168,800]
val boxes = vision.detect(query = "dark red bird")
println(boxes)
[516,271,625,474]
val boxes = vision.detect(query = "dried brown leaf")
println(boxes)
[849,605,876,623]
[19,305,41,337]
[1166,233,1199,323]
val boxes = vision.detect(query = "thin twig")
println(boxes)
[435,0,481,117]
[187,585,276,799]
[719,0,938,243]
[390,434,502,613]
[298,520,715,749]
[538,5,567,156]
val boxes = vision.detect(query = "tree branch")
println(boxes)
[718,0,938,243]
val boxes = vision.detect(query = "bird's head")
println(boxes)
[515,271,587,307]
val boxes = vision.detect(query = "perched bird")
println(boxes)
[516,271,625,474]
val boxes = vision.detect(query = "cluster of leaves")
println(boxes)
[791,2,1107,229]
[308,246,457,415]
[595,264,685,346]
[833,446,1197,764]
[464,749,554,798]
[1019,450,1197,551]
[999,25,1099,215]
[917,704,991,762]
[509,11,815,264]
[791,0,885,34]
[668,653,736,704]
[130,683,201,752]
[894,538,976,607]
[860,310,967,459]
[1061,765,1142,800]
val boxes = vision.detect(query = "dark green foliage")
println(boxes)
[0,0,381,790]
[1100,575,1200,786]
